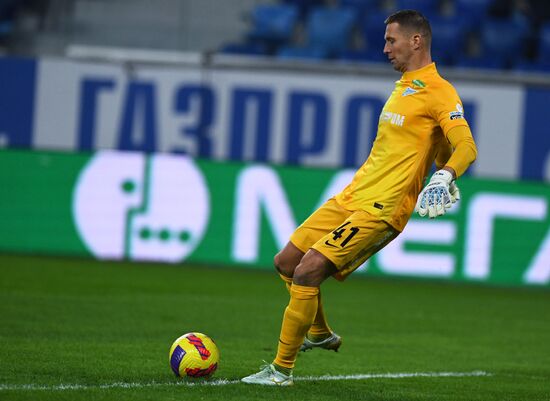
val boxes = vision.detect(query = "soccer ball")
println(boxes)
[169,332,219,379]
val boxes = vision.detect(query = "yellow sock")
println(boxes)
[279,273,292,292]
[273,284,319,369]
[279,273,331,339]
[308,292,332,339]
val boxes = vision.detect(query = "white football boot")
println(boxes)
[300,332,342,352]
[241,363,293,386]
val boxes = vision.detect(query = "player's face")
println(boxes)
[383,22,414,73]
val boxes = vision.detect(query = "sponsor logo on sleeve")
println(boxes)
[449,103,464,120]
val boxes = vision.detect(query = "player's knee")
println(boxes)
[274,251,294,278]
[293,263,324,287]
[293,251,335,287]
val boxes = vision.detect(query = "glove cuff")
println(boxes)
[431,169,454,185]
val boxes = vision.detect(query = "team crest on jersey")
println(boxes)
[402,87,418,96]
[449,103,465,120]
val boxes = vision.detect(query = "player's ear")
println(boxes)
[411,33,421,50]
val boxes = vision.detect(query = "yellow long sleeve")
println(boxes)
[435,139,453,170]
[444,125,478,177]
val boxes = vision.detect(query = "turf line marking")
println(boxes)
[0,370,491,391]
[295,370,491,381]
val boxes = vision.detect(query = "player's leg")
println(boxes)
[273,210,399,373]
[257,256,331,380]
[316,211,398,282]
[274,242,334,341]
[272,250,337,374]
[299,289,341,352]
[242,252,336,386]
[276,198,353,344]
[242,201,362,385]
[274,241,303,289]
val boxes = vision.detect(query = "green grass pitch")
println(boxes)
[1,253,549,401]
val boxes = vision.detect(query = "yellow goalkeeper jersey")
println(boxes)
[335,62,470,231]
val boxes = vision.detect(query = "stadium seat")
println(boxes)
[454,0,494,26]
[339,48,387,63]
[513,60,550,74]
[338,0,380,19]
[431,49,454,67]
[306,7,358,56]
[537,22,550,65]
[394,0,439,17]
[275,7,358,61]
[480,18,528,65]
[361,11,388,51]
[429,16,469,66]
[281,0,324,19]
[0,0,15,38]
[0,20,12,37]
[247,4,299,43]
[454,55,507,70]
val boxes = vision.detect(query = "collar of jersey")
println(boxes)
[401,62,437,82]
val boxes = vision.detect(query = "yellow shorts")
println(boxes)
[290,198,399,281]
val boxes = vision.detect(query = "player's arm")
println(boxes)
[433,125,477,204]
[416,126,477,218]
[434,138,461,203]
[416,83,479,218]
[441,125,477,179]
[417,108,477,218]
[435,139,453,170]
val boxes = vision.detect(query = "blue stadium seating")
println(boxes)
[454,55,507,70]
[219,0,550,75]
[394,0,439,17]
[0,0,15,38]
[339,0,380,19]
[247,4,299,43]
[278,6,358,60]
[361,11,388,50]
[339,47,387,63]
[281,0,324,19]
[480,18,528,65]
[0,20,12,37]
[537,22,550,65]
[513,60,550,73]
[430,16,469,65]
[307,7,358,54]
[454,0,494,26]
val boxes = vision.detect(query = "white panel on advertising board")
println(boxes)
[454,83,524,180]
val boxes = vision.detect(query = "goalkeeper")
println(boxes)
[242,9,477,386]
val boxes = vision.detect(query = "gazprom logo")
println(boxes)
[72,151,210,263]
[380,111,405,127]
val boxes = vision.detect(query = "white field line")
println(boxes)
[0,370,491,392]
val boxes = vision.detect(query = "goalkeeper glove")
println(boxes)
[449,180,460,203]
[415,169,456,218]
